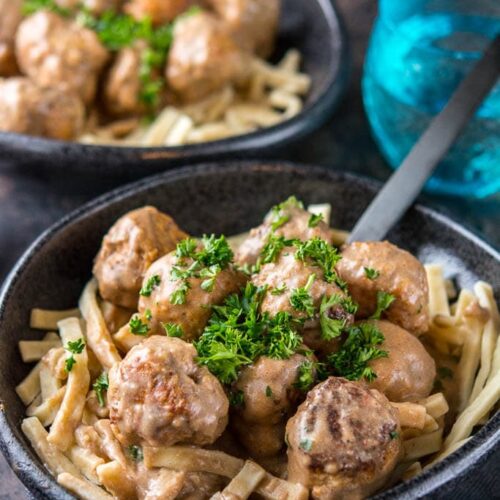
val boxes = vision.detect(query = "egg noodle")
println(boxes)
[78,49,310,147]
[15,204,500,499]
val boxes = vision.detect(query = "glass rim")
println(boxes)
[380,13,497,61]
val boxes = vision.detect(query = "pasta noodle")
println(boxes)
[57,472,113,500]
[30,308,81,330]
[79,51,311,147]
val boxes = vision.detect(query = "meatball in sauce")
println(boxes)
[0,0,22,76]
[286,377,401,500]
[93,206,188,309]
[108,335,229,448]
[336,241,429,335]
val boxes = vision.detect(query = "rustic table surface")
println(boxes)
[0,1,498,498]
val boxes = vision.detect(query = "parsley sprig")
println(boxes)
[140,274,161,297]
[129,314,150,336]
[320,293,358,340]
[162,322,184,338]
[370,291,396,319]
[93,372,109,407]
[294,361,316,391]
[195,283,302,384]
[364,267,380,280]
[64,338,85,372]
[308,213,323,228]
[289,274,316,317]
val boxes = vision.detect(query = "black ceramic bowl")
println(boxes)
[0,0,348,177]
[0,162,499,499]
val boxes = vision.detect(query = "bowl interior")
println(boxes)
[0,0,347,174]
[0,162,498,499]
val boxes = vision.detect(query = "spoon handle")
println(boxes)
[349,34,500,243]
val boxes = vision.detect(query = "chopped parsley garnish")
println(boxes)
[22,0,71,16]
[129,314,149,336]
[128,445,143,462]
[308,213,324,228]
[200,264,221,292]
[294,361,316,392]
[271,284,287,295]
[176,237,198,259]
[140,274,161,296]
[229,390,245,408]
[294,237,343,287]
[290,274,316,317]
[197,234,233,268]
[144,308,152,321]
[327,322,387,381]
[162,323,184,338]
[271,214,290,231]
[370,291,396,320]
[93,372,109,407]
[320,293,358,340]
[260,235,296,265]
[265,386,273,398]
[299,439,312,452]
[390,431,399,440]
[364,267,380,280]
[195,283,302,384]
[64,338,85,373]
[170,280,190,305]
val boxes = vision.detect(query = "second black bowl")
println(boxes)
[0,0,348,177]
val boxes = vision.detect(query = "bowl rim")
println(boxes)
[0,160,498,499]
[0,0,349,169]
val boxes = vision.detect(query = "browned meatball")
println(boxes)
[367,320,435,402]
[166,11,249,103]
[124,0,189,25]
[236,201,333,267]
[0,78,85,140]
[16,12,109,104]
[138,252,246,340]
[286,377,401,500]
[93,206,188,309]
[0,0,22,76]
[103,44,144,117]
[108,335,229,447]
[206,0,280,57]
[253,250,347,323]
[336,241,429,335]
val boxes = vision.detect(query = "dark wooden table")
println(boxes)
[0,1,498,498]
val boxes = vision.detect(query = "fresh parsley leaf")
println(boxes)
[23,0,71,16]
[128,445,143,462]
[289,274,316,317]
[299,439,312,452]
[320,294,358,340]
[140,274,161,296]
[93,372,109,407]
[162,322,184,337]
[271,283,287,295]
[265,311,302,360]
[260,235,296,265]
[308,213,323,228]
[129,314,149,336]
[390,431,399,440]
[170,280,190,305]
[326,322,387,381]
[197,235,233,268]
[271,214,290,231]
[265,386,273,398]
[144,308,152,321]
[64,338,85,372]
[294,237,343,286]
[364,267,380,280]
[229,390,245,408]
[175,238,198,259]
[370,291,396,320]
[200,264,221,292]
[294,361,316,391]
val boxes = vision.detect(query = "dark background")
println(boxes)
[0,1,498,497]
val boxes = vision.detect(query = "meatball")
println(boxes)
[206,0,280,57]
[124,0,189,25]
[0,0,22,76]
[286,377,401,500]
[108,335,229,447]
[16,11,109,104]
[235,353,311,425]
[166,11,249,103]
[0,78,85,140]
[232,419,285,458]
[103,44,145,117]
[236,201,333,267]
[252,249,350,325]
[367,320,436,402]
[93,206,188,309]
[336,241,429,335]
[138,252,245,340]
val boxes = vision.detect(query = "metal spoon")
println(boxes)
[349,34,500,243]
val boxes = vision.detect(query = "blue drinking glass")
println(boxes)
[362,0,500,198]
